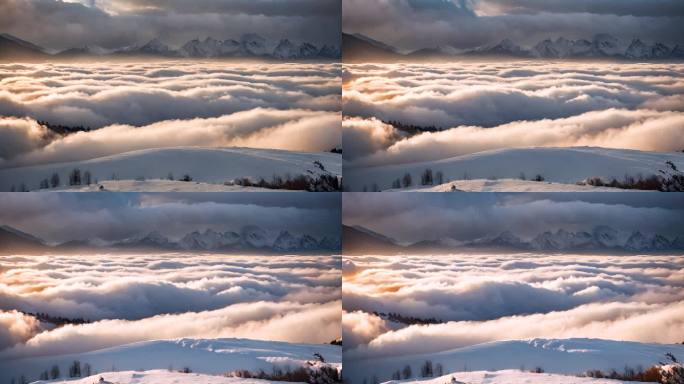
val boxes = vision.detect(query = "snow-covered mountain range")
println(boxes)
[345,32,684,60]
[344,224,684,254]
[66,34,340,60]
[0,224,340,254]
[104,226,340,252]
[468,226,684,252]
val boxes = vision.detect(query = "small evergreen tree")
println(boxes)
[50,365,60,379]
[421,169,434,185]
[402,365,412,380]
[69,168,82,186]
[69,360,81,378]
[402,173,412,188]
[50,173,60,188]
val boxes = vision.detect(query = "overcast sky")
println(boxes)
[0,0,341,50]
[343,0,684,51]
[0,193,341,242]
[343,193,684,243]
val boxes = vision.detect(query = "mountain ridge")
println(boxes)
[343,32,684,61]
[343,224,684,254]
[0,33,339,60]
[0,224,340,254]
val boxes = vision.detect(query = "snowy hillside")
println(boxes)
[32,370,293,384]
[2,338,341,384]
[381,370,646,384]
[346,338,684,384]
[345,147,684,192]
[0,147,342,192]
[386,179,626,192]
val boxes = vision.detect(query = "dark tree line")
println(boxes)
[372,311,442,325]
[37,120,92,135]
[26,311,91,326]
[383,120,442,134]
[579,162,684,192]
[233,174,341,192]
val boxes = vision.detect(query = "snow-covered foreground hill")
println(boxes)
[0,147,341,192]
[345,147,684,192]
[381,370,645,384]
[3,338,341,384]
[345,338,684,384]
[385,178,626,192]
[32,370,292,384]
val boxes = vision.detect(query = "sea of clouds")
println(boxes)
[343,62,684,167]
[343,253,684,359]
[0,253,341,359]
[0,62,341,168]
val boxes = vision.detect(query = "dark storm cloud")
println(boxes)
[0,193,341,242]
[343,0,684,50]
[342,193,684,243]
[479,0,684,17]
[0,0,340,50]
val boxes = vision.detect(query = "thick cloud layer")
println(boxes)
[343,62,684,166]
[0,193,341,243]
[0,0,340,50]
[343,0,684,50]
[343,193,684,244]
[343,253,684,357]
[0,62,341,167]
[0,253,342,357]
[0,310,42,351]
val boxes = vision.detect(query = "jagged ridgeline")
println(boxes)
[0,224,341,254]
[0,33,340,60]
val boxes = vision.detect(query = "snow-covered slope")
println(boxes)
[381,370,647,384]
[346,338,684,384]
[386,178,626,192]
[32,370,291,384]
[2,338,341,384]
[0,147,341,192]
[345,147,684,192]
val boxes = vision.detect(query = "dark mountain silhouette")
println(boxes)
[342,33,401,62]
[0,225,48,253]
[342,225,403,255]
[0,33,48,60]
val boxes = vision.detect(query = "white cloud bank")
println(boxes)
[343,253,684,356]
[343,62,684,166]
[0,253,341,357]
[0,62,341,167]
